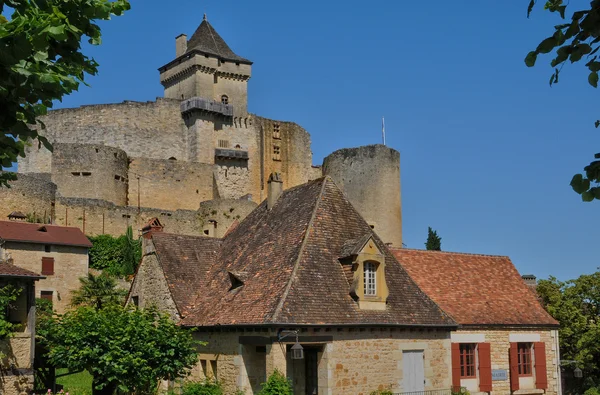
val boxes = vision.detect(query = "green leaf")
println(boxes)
[525,51,538,67]
[549,68,559,86]
[537,37,558,53]
[581,191,595,201]
[558,5,567,18]
[570,174,590,194]
[589,71,599,87]
[527,0,536,18]
[595,120,600,128]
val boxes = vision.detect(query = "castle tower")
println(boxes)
[158,14,252,118]
[322,145,402,247]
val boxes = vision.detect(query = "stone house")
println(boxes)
[0,221,92,313]
[391,249,560,395]
[129,176,457,395]
[0,263,44,395]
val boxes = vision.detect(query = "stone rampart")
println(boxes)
[128,157,215,211]
[18,98,186,173]
[0,173,56,222]
[54,197,202,237]
[52,143,129,205]
[323,145,402,247]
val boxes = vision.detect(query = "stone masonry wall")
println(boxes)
[18,98,186,173]
[0,173,56,222]
[455,328,560,395]
[198,198,257,238]
[51,143,129,205]
[54,197,202,237]
[0,334,34,395]
[128,157,215,211]
[2,242,88,314]
[183,328,451,395]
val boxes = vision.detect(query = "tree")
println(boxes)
[43,305,199,395]
[0,0,130,187]
[0,284,21,338]
[88,226,141,277]
[525,0,600,201]
[70,272,127,310]
[537,273,600,392]
[425,227,442,251]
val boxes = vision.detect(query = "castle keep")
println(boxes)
[6,16,402,247]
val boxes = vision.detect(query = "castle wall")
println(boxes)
[323,145,402,247]
[51,144,128,205]
[128,157,214,211]
[198,198,257,238]
[18,98,187,174]
[0,173,56,222]
[54,197,202,237]
[215,74,248,117]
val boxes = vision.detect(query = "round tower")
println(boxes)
[51,144,129,205]
[322,144,402,247]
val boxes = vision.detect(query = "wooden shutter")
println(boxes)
[478,343,492,392]
[41,257,54,275]
[509,342,520,391]
[451,343,461,390]
[534,342,548,390]
[40,291,53,301]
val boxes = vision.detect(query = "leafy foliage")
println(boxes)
[537,273,600,392]
[526,0,600,201]
[171,380,223,395]
[42,305,200,395]
[0,283,21,338]
[425,227,442,251]
[0,0,130,188]
[257,370,292,395]
[88,226,141,276]
[70,272,127,310]
[370,390,393,395]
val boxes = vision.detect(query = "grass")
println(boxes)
[55,368,93,395]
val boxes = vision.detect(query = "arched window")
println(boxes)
[221,95,229,105]
[364,261,377,296]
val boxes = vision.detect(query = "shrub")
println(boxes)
[257,370,292,395]
[87,226,141,276]
[584,388,600,395]
[175,380,223,395]
[370,389,393,395]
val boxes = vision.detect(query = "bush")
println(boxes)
[172,380,223,395]
[257,370,292,395]
[370,390,393,395]
[88,226,141,276]
[584,388,600,395]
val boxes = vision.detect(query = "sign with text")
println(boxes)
[492,369,508,381]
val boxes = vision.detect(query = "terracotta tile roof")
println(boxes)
[0,221,92,248]
[152,233,222,316]
[178,177,456,328]
[0,262,44,279]
[390,248,559,327]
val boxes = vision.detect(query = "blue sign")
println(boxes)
[492,369,508,381]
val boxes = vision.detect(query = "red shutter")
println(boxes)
[451,343,461,390]
[534,342,548,390]
[478,343,492,392]
[509,342,520,391]
[41,257,54,275]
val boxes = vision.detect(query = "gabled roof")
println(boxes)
[390,248,559,327]
[179,177,456,328]
[186,17,251,64]
[0,221,92,248]
[152,233,222,316]
[0,263,44,279]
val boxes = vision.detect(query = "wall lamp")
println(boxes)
[278,329,304,360]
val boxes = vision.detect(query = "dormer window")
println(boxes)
[221,95,229,105]
[364,261,377,296]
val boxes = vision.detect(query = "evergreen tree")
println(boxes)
[425,227,442,251]
[70,273,127,310]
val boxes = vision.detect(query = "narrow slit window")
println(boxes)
[364,261,376,296]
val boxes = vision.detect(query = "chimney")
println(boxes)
[176,34,187,57]
[141,217,164,240]
[267,172,283,210]
[522,274,537,290]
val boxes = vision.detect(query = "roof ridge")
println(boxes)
[271,177,328,322]
[393,247,509,259]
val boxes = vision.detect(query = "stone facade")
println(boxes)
[452,329,560,395]
[0,242,88,314]
[186,328,451,395]
[0,173,56,223]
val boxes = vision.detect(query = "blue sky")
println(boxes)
[28,0,599,280]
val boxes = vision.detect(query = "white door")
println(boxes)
[403,350,425,393]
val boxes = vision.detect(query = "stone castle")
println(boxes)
[3,15,403,247]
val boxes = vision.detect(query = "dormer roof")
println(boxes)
[186,17,252,64]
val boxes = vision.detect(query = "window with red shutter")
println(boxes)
[459,343,477,378]
[517,343,533,376]
[534,342,548,390]
[509,342,520,391]
[41,257,54,275]
[478,343,492,392]
[40,291,53,302]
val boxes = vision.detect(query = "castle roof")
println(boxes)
[390,248,559,328]
[186,16,252,64]
[0,221,92,248]
[171,177,456,328]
